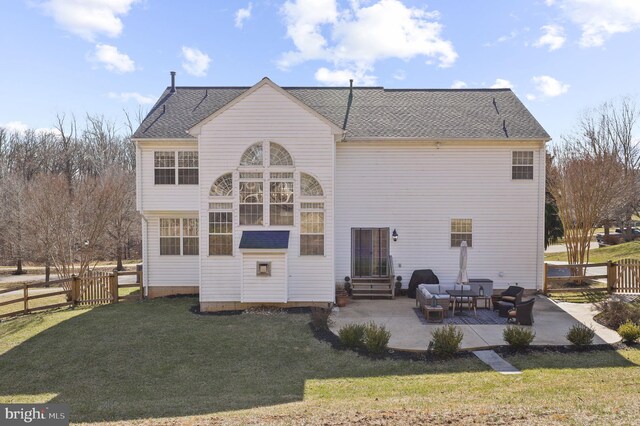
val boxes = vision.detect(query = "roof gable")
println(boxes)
[188,78,343,137]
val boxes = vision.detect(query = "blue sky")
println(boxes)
[1,0,639,142]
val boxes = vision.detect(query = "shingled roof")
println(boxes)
[133,81,549,141]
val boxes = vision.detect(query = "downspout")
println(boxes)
[141,215,149,296]
[536,147,544,291]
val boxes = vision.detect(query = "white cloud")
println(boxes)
[0,121,60,136]
[235,2,253,29]
[526,93,537,101]
[314,67,377,86]
[534,24,566,50]
[451,80,467,89]
[38,0,140,41]
[532,75,570,97]
[90,43,136,73]
[490,78,513,89]
[279,0,457,84]
[1,121,29,133]
[181,46,211,77]
[547,0,640,47]
[108,91,155,105]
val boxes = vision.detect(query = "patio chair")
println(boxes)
[507,298,535,325]
[492,286,524,310]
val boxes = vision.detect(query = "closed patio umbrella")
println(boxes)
[456,241,469,314]
[456,241,469,285]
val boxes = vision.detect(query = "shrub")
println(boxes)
[596,300,640,329]
[503,325,536,349]
[338,323,366,349]
[363,322,391,354]
[566,323,595,347]
[310,307,333,331]
[430,325,463,357]
[617,320,640,343]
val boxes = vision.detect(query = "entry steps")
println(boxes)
[351,278,394,299]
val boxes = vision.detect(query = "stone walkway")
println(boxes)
[330,295,619,351]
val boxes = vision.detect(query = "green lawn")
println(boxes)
[545,241,640,263]
[0,298,639,425]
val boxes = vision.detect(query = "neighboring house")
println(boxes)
[133,74,550,311]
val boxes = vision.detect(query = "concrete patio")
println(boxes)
[330,294,620,351]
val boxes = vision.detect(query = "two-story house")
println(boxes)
[133,74,549,312]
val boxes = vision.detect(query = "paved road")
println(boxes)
[545,241,599,254]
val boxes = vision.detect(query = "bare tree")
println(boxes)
[105,169,140,270]
[0,174,28,274]
[548,104,631,271]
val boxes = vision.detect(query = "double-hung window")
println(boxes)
[300,203,324,255]
[209,209,233,255]
[451,219,472,247]
[239,175,264,225]
[159,218,199,255]
[154,151,199,184]
[270,174,294,226]
[512,151,533,180]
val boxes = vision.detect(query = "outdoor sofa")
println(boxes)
[416,283,472,317]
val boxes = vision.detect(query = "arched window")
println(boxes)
[210,173,233,197]
[240,142,263,166]
[270,142,293,166]
[300,173,323,197]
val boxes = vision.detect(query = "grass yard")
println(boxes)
[0,298,639,425]
[545,241,640,263]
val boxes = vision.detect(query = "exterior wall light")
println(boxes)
[392,229,398,241]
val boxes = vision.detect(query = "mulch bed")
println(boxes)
[188,303,634,361]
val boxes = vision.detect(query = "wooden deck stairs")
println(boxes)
[351,277,394,299]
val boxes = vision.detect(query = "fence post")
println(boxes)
[23,283,28,314]
[71,274,79,305]
[112,270,119,303]
[543,263,549,293]
[139,269,144,301]
[607,260,615,293]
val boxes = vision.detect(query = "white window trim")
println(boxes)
[511,150,534,181]
[153,150,199,186]
[159,217,199,256]
[450,218,473,248]
[208,208,234,256]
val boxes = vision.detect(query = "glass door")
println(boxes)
[351,228,389,278]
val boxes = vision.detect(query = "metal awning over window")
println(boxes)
[239,231,290,249]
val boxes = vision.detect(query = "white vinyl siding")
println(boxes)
[146,215,199,286]
[335,141,545,290]
[241,253,287,303]
[138,143,199,211]
[198,83,335,303]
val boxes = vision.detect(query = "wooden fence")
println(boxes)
[0,269,143,319]
[544,258,640,294]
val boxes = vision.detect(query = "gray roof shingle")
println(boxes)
[133,83,549,140]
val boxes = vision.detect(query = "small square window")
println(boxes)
[512,151,534,180]
[256,262,271,277]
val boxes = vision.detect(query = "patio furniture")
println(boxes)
[469,279,494,308]
[416,283,456,317]
[492,286,524,310]
[496,300,513,318]
[508,298,535,325]
[447,289,479,317]
[423,305,444,323]
[407,269,439,298]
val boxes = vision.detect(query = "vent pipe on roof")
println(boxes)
[349,79,353,94]
[170,71,176,93]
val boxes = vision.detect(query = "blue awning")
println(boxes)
[239,231,290,249]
